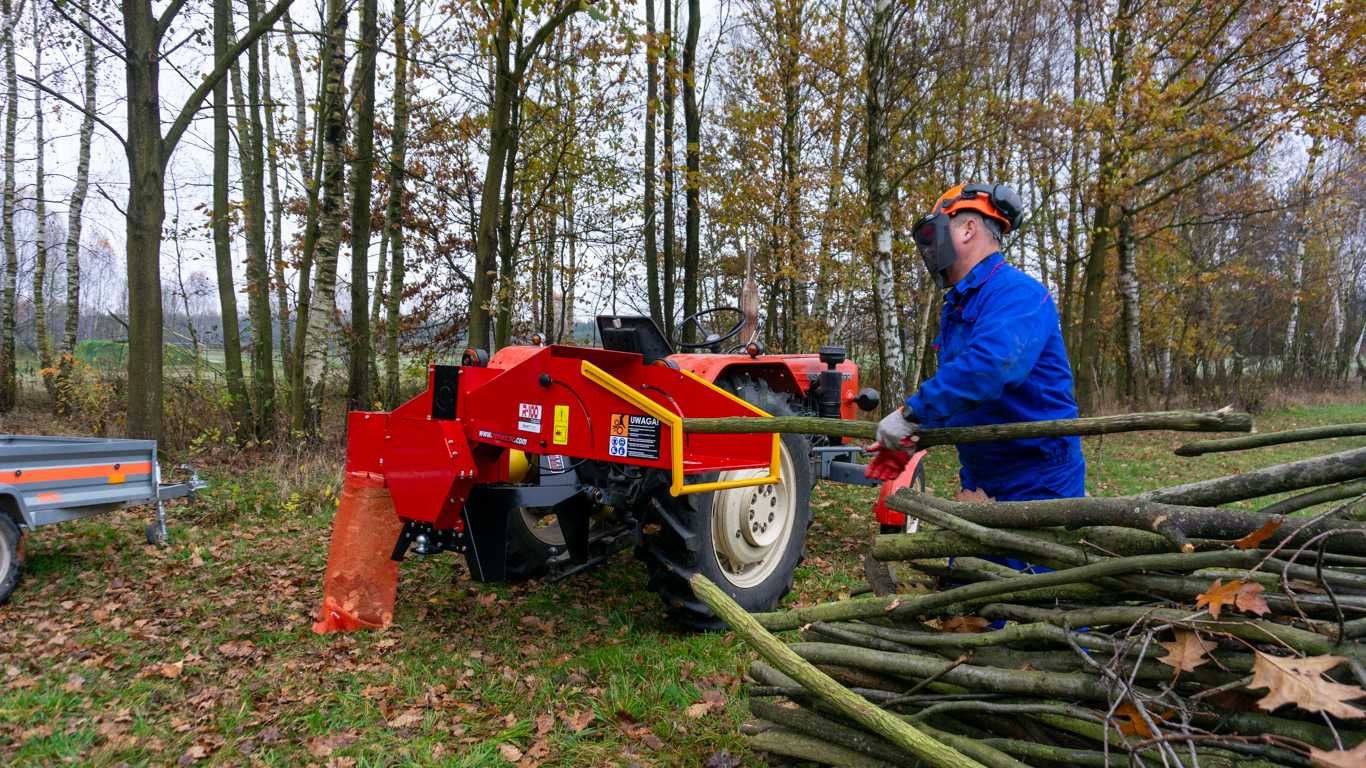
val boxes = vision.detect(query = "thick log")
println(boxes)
[754,549,1261,631]
[682,408,1252,446]
[744,724,900,768]
[1140,446,1366,506]
[1257,478,1366,517]
[873,526,1173,561]
[788,642,1115,701]
[689,575,986,768]
[748,698,919,767]
[902,491,1366,555]
[977,604,1366,661]
[1175,423,1366,456]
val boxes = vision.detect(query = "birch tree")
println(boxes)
[55,0,95,415]
[297,0,348,437]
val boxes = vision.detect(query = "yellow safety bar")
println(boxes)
[580,361,781,496]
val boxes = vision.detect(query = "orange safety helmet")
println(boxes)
[926,182,1023,234]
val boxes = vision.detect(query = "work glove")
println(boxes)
[864,444,910,482]
[875,406,919,452]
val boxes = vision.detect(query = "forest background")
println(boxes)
[0,0,1362,447]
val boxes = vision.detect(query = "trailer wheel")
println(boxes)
[636,378,812,630]
[0,515,22,606]
[503,509,566,580]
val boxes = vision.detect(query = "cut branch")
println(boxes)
[1141,446,1366,506]
[683,409,1252,446]
[1175,423,1366,456]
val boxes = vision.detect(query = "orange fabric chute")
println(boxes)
[312,471,404,634]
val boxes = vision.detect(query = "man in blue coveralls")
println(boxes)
[872,183,1086,557]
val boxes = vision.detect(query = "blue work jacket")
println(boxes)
[906,252,1086,501]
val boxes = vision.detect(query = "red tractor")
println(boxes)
[326,309,924,631]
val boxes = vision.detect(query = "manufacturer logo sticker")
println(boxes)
[517,402,543,433]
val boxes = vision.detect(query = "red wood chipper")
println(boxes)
[316,312,924,632]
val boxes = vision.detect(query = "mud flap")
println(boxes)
[313,471,404,634]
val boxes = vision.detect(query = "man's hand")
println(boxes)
[875,406,919,452]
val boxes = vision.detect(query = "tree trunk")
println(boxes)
[1283,149,1318,381]
[261,28,292,408]
[643,0,662,328]
[214,0,252,442]
[56,0,95,415]
[122,2,168,440]
[865,0,902,408]
[1075,0,1134,414]
[662,0,677,337]
[384,0,410,409]
[811,0,849,338]
[347,0,378,411]
[1116,208,1145,404]
[30,0,53,403]
[1060,0,1082,355]
[680,0,701,346]
[298,0,348,438]
[469,3,517,351]
[0,0,19,412]
[240,0,275,438]
[494,72,523,350]
[779,0,803,351]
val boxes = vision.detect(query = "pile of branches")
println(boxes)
[693,431,1366,768]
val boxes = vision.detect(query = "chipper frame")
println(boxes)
[317,312,924,632]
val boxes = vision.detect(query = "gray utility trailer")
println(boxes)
[0,436,205,604]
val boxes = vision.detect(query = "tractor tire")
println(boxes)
[636,378,812,631]
[0,515,22,606]
[503,508,567,581]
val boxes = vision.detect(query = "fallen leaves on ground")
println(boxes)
[1196,578,1269,618]
[1248,652,1366,719]
[1157,630,1218,673]
[685,689,727,718]
[497,742,523,762]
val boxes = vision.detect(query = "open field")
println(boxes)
[1,401,1363,766]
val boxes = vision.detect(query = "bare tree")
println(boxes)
[56,0,95,415]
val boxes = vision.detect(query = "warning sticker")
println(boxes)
[517,403,543,433]
[553,404,570,445]
[608,413,661,460]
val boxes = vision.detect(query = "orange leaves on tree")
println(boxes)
[1234,518,1283,549]
[1157,630,1218,673]
[1247,652,1366,719]
[1196,579,1270,618]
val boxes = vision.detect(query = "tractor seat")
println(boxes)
[596,315,674,365]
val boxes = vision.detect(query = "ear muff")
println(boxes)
[958,182,1023,232]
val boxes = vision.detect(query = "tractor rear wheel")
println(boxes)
[636,378,812,630]
[0,515,22,606]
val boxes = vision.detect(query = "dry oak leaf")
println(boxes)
[561,709,594,732]
[534,712,555,736]
[1158,630,1219,673]
[1113,701,1154,738]
[497,743,523,763]
[386,709,424,729]
[1248,652,1366,719]
[684,702,711,719]
[942,616,990,634]
[1234,518,1283,550]
[1309,740,1366,768]
[1196,579,1269,618]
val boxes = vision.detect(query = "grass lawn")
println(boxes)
[2,401,1363,766]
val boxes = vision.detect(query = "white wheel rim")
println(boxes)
[712,441,797,589]
[0,533,11,575]
[520,509,565,547]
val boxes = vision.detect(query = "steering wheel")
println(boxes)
[676,306,746,351]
